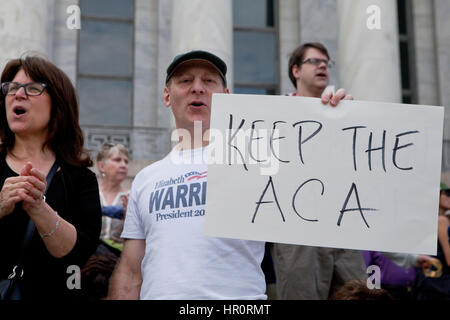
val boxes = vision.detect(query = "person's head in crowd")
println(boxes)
[81,246,119,300]
[0,55,91,167]
[97,142,129,184]
[163,50,229,144]
[329,280,393,300]
[288,42,333,97]
[439,182,450,216]
[438,183,450,268]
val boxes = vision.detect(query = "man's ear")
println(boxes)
[163,86,171,108]
[292,64,301,80]
[225,88,230,94]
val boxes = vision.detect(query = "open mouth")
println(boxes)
[13,106,27,115]
[316,72,327,78]
[190,101,206,108]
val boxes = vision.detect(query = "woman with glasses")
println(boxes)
[0,56,101,300]
[96,142,130,252]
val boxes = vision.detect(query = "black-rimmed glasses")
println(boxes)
[1,82,47,96]
[301,58,335,68]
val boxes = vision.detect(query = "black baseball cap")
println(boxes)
[165,50,227,86]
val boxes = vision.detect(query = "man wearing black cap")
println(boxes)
[108,50,352,300]
[108,50,269,300]
[163,50,228,148]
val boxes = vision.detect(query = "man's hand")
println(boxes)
[416,254,434,268]
[321,88,353,107]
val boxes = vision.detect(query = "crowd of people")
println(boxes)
[0,42,449,301]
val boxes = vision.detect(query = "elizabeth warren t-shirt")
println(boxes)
[121,146,267,300]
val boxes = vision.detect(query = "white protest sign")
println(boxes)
[204,94,444,255]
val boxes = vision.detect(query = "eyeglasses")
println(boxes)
[1,82,47,96]
[301,58,335,68]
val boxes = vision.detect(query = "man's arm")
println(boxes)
[438,216,450,267]
[381,252,433,268]
[108,239,145,300]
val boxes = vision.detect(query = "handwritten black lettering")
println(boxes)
[392,131,420,171]
[337,183,377,228]
[270,121,290,163]
[292,178,323,222]
[292,120,323,164]
[252,176,286,223]
[342,126,367,171]
[249,120,267,163]
[366,130,387,172]
[227,114,248,171]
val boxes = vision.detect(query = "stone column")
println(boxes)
[52,0,79,85]
[433,0,450,174]
[0,0,52,70]
[171,0,233,90]
[434,0,450,111]
[412,0,439,107]
[279,0,300,95]
[157,0,174,130]
[336,0,401,102]
[299,0,340,91]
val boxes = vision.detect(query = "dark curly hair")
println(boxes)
[330,280,393,300]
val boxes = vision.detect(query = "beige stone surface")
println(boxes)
[171,0,233,90]
[0,0,51,69]
[337,0,402,103]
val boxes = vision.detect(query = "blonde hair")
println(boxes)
[96,142,129,163]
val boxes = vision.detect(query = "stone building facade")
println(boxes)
[1,0,449,185]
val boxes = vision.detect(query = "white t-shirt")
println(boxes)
[121,146,267,300]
